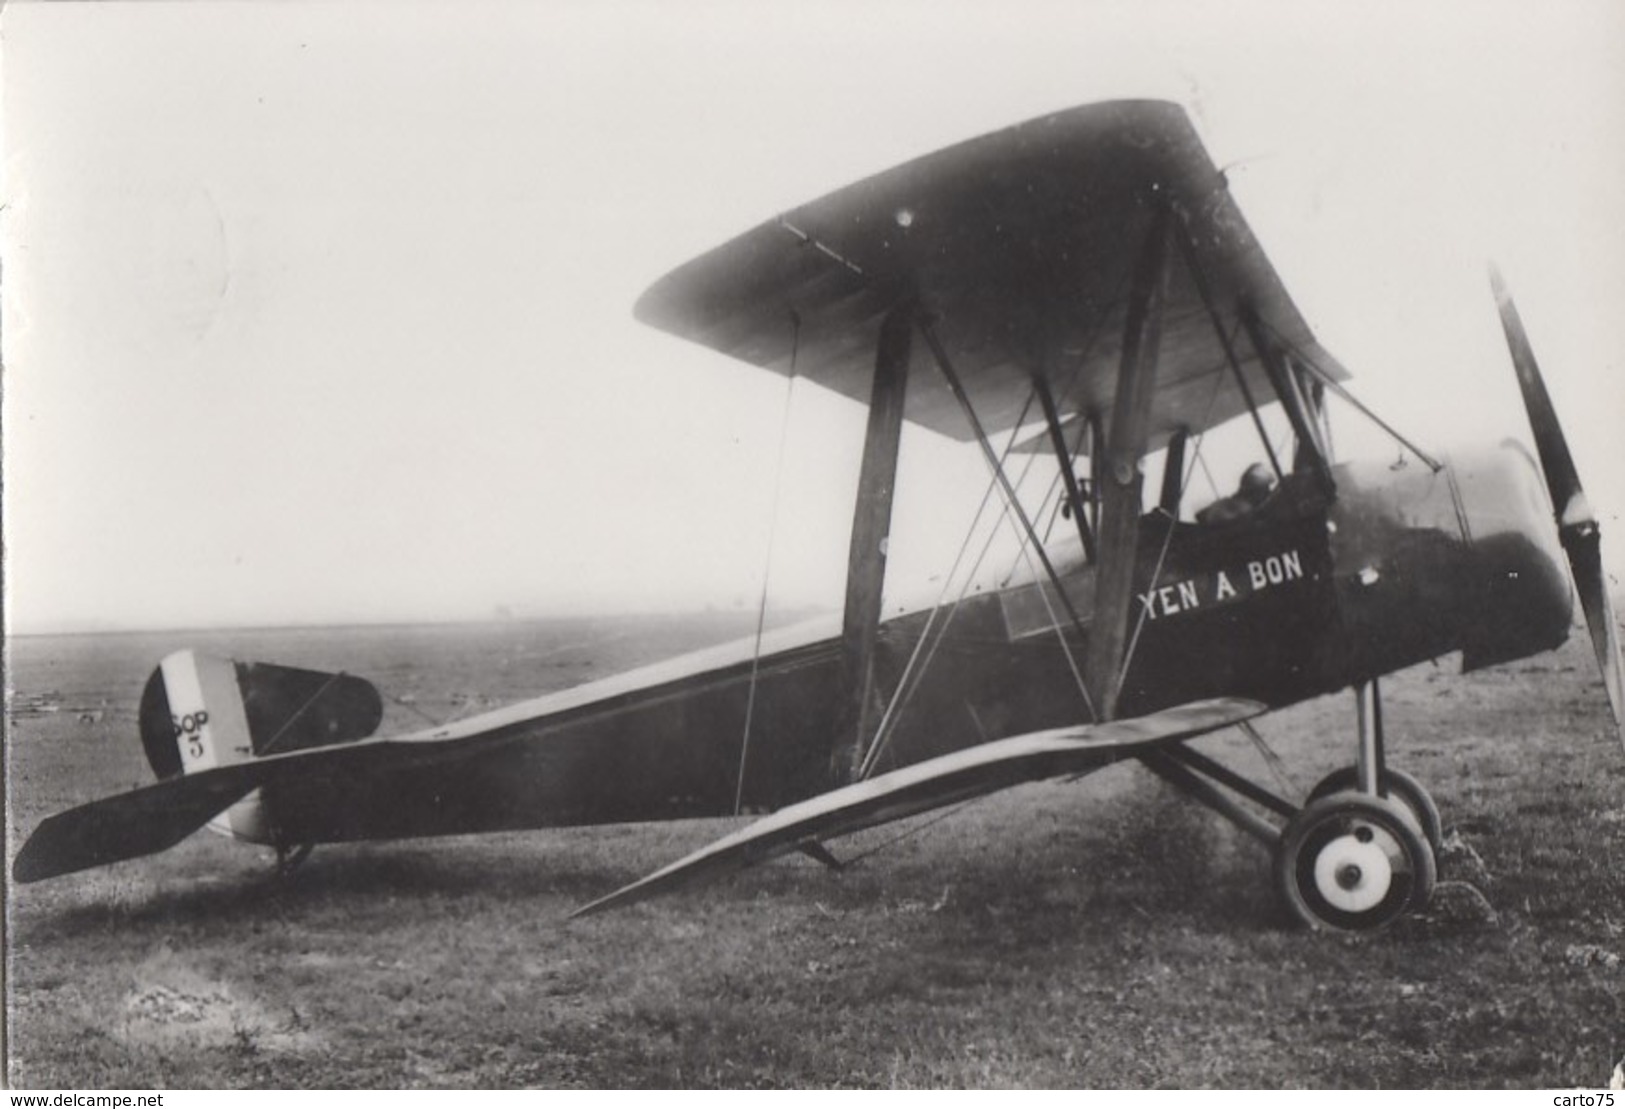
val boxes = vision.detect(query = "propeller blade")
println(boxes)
[1490,265,1625,752]
[1568,525,1625,750]
[1490,266,1587,524]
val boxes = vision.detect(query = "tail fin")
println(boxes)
[135,651,383,842]
[138,651,256,779]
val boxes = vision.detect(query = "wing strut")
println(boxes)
[1084,205,1172,720]
[1085,412,1105,538]
[1033,373,1098,563]
[1171,216,1285,484]
[1238,303,1336,496]
[1159,427,1189,515]
[833,303,915,783]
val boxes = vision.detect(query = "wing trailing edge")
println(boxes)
[572,696,1266,917]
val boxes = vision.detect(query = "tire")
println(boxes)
[1305,766,1444,851]
[1275,790,1437,931]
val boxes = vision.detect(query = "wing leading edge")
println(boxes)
[573,696,1266,917]
[635,100,1346,448]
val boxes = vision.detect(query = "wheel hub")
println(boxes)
[1312,832,1392,913]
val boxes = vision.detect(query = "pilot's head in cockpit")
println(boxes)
[1237,462,1276,506]
[1195,462,1278,525]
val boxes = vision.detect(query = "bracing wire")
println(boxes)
[388,692,444,730]
[1259,317,1442,472]
[258,671,350,756]
[1196,451,1221,501]
[828,795,986,869]
[861,398,1080,778]
[1239,718,1298,798]
[1114,319,1235,698]
[868,285,1137,771]
[735,312,801,815]
[1005,520,1094,706]
[858,390,1040,778]
[862,270,1131,777]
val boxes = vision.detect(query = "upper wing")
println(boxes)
[635,100,1346,447]
[572,696,1265,916]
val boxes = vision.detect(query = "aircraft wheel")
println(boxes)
[1275,791,1437,931]
[1305,766,1443,850]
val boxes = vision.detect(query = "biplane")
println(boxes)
[14,101,1622,932]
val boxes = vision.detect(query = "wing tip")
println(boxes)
[570,875,671,920]
[568,893,621,920]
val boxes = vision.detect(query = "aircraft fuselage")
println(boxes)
[245,441,1571,849]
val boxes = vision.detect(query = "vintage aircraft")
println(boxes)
[13,101,1622,932]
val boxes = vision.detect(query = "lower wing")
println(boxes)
[572,696,1266,916]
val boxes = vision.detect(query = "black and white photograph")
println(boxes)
[4,0,1623,1091]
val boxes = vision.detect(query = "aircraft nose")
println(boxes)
[1451,443,1574,671]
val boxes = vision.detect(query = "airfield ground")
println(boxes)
[5,616,1622,1088]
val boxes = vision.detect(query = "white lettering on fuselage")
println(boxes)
[1136,547,1305,621]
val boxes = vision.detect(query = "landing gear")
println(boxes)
[1305,765,1443,850]
[1277,679,1439,929]
[275,843,315,877]
[1274,791,1436,931]
[1140,678,1444,931]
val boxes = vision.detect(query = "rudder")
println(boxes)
[137,650,383,844]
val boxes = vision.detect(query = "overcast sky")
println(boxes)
[4,0,1623,633]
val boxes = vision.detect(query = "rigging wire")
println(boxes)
[1239,718,1298,798]
[258,671,350,756]
[1195,450,1221,502]
[861,392,1096,780]
[1004,519,1094,707]
[826,795,987,870]
[857,390,1040,778]
[859,275,1132,779]
[735,311,801,815]
[1113,312,1236,698]
[1000,276,1135,585]
[387,692,443,730]
[1259,317,1442,472]
[862,267,1129,777]
[1116,216,1328,700]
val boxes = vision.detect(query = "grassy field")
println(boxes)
[5,617,1622,1088]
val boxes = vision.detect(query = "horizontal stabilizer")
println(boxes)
[573,697,1265,917]
[12,762,265,883]
[13,726,521,884]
